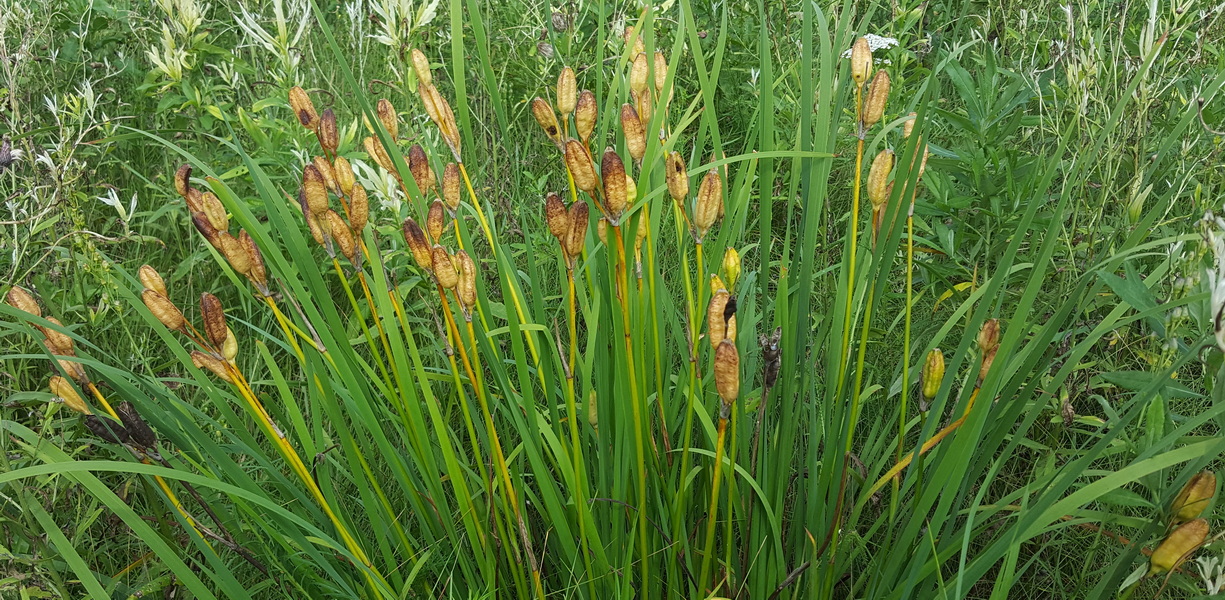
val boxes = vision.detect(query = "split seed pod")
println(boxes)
[116,402,157,449]
[349,185,369,232]
[867,149,894,210]
[138,265,168,298]
[601,150,627,219]
[199,293,228,349]
[325,210,356,260]
[575,90,596,143]
[630,53,649,94]
[723,247,741,289]
[142,289,185,331]
[411,48,431,85]
[596,218,608,245]
[693,169,723,240]
[402,218,433,271]
[564,201,589,258]
[7,285,40,317]
[191,212,221,247]
[565,139,598,195]
[50,375,89,414]
[192,350,234,383]
[238,230,269,291]
[289,86,319,129]
[850,37,872,86]
[977,318,1000,383]
[557,67,577,116]
[376,99,399,140]
[408,145,436,195]
[363,137,396,175]
[427,200,447,241]
[334,156,356,196]
[620,104,646,163]
[318,108,339,155]
[443,163,461,211]
[634,211,649,256]
[40,317,73,357]
[532,97,564,150]
[1148,519,1209,576]
[431,246,458,289]
[714,340,740,404]
[302,164,329,216]
[708,289,730,349]
[200,191,228,232]
[862,69,890,129]
[217,232,253,275]
[174,164,192,198]
[921,348,944,401]
[545,192,570,242]
[1171,471,1217,522]
[456,250,477,312]
[313,156,339,194]
[666,152,689,202]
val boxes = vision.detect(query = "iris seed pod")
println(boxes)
[419,82,444,130]
[564,201,589,258]
[456,250,477,312]
[200,293,228,349]
[1148,519,1208,576]
[635,211,649,256]
[174,164,192,198]
[575,90,597,143]
[601,149,627,219]
[116,401,157,449]
[693,169,723,239]
[596,218,608,245]
[867,149,894,210]
[443,163,461,211]
[850,37,872,86]
[862,69,890,129]
[545,192,570,241]
[710,274,727,295]
[138,265,168,298]
[557,67,577,116]
[238,230,269,291]
[621,104,646,163]
[217,232,253,275]
[714,340,740,404]
[191,212,221,247]
[977,319,1000,383]
[666,152,689,202]
[1171,471,1217,522]
[630,53,649,94]
[411,48,431,86]
[532,97,564,150]
[565,139,598,195]
[142,289,185,331]
[334,156,356,196]
[289,86,319,129]
[313,156,339,194]
[708,289,730,349]
[408,145,436,195]
[7,285,41,317]
[726,315,738,343]
[200,191,228,232]
[221,327,238,362]
[363,136,396,175]
[427,200,446,241]
[402,218,433,271]
[302,164,330,216]
[635,90,653,133]
[50,375,89,414]
[305,211,326,246]
[438,94,462,159]
[40,317,73,357]
[625,172,637,203]
[921,348,944,400]
[318,108,339,155]
[723,247,741,289]
[57,357,89,385]
[903,111,918,139]
[432,246,458,289]
[349,184,369,232]
[326,210,356,260]
[376,99,399,140]
[653,51,668,95]
[84,415,130,445]
[192,350,234,383]
[624,24,645,55]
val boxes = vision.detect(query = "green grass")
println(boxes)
[2,0,1225,598]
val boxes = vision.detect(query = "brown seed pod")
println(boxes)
[313,156,339,194]
[630,53,649,94]
[601,149,628,219]
[325,210,356,260]
[142,289,185,331]
[620,104,645,163]
[564,201,589,258]
[532,97,564,150]
[867,149,894,210]
[653,51,668,95]
[191,211,221,247]
[174,164,192,198]
[575,90,596,143]
[427,199,446,241]
[635,90,653,133]
[1149,518,1209,575]
[557,66,577,116]
[862,69,890,129]
[977,318,1000,383]
[289,86,319,129]
[665,152,689,202]
[419,82,444,128]
[200,191,228,232]
[363,136,396,175]
[456,250,477,311]
[84,414,130,445]
[305,211,326,246]
[431,245,458,289]
[302,164,330,216]
[437,93,462,158]
[7,285,41,317]
[199,293,228,349]
[221,327,238,362]
[349,184,369,232]
[57,356,90,385]
[116,401,157,449]
[693,169,723,240]
[50,375,90,414]
[192,350,234,383]
[333,156,356,196]
[408,145,436,195]
[318,108,339,155]
[714,340,740,404]
[442,163,461,211]
[40,317,74,357]
[238,230,268,291]
[850,37,872,86]
[376,99,399,140]
[1172,471,1217,522]
[217,232,253,275]
[411,48,432,86]
[565,139,599,195]
[708,289,730,349]
[138,265,168,298]
[544,192,570,242]
[402,218,433,271]
[903,111,918,139]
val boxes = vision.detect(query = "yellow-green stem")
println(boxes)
[698,414,729,595]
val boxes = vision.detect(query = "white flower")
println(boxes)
[97,188,138,224]
[1197,552,1225,595]
[352,159,404,214]
[841,33,900,58]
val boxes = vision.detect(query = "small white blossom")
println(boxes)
[841,33,899,58]
[1197,552,1225,595]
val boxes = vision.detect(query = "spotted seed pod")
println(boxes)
[402,218,433,271]
[714,340,740,404]
[443,163,461,211]
[411,48,431,86]
[334,156,356,196]
[419,82,445,130]
[302,164,330,216]
[666,152,689,203]
[200,191,228,232]
[376,99,399,140]
[408,145,436,195]
[217,232,253,275]
[564,201,589,258]
[1149,519,1208,576]
[565,139,598,195]
[238,230,268,291]
[867,149,894,210]
[318,108,339,155]
[116,401,157,449]
[7,285,41,317]
[624,24,645,55]
[362,137,394,176]
[693,169,723,240]
[532,97,564,150]
[544,192,569,241]
[634,90,653,132]
[432,246,458,289]
[723,247,741,289]
[142,289,185,331]
[620,104,645,163]
[84,414,130,445]
[427,200,446,241]
[630,53,649,94]
[199,293,228,349]
[50,375,89,414]
[1171,471,1217,523]
[862,70,890,129]
[921,348,944,401]
[575,90,596,144]
[601,149,627,219]
[349,184,369,232]
[557,66,577,116]
[221,327,238,362]
[456,250,477,312]
[40,317,73,357]
[174,164,192,198]
[420,83,460,156]
[708,289,730,349]
[138,265,168,298]
[325,210,356,260]
[289,86,319,129]
[313,156,339,194]
[850,37,872,86]
[192,350,234,383]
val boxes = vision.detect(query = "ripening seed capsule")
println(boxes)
[666,152,689,202]
[862,69,890,129]
[138,265,168,298]
[221,327,238,362]
[57,356,89,384]
[376,99,399,140]
[850,37,872,86]
[545,192,570,242]
[192,350,234,383]
[325,210,356,260]
[635,211,648,255]
[978,319,1000,352]
[142,289,185,331]
[710,274,727,295]
[419,83,444,131]
[217,232,253,275]
[575,90,596,143]
[596,217,608,246]
[116,401,157,449]
[1171,471,1217,522]
[349,184,369,232]
[635,90,653,132]
[714,340,740,404]
[402,218,433,271]
[693,169,723,240]
[313,156,339,194]
[557,67,577,116]
[625,172,637,204]
[318,108,339,155]
[903,112,918,139]
[305,211,326,246]
[708,289,730,349]
[363,137,395,175]
[565,139,599,195]
[456,250,477,311]
[921,348,945,400]
[630,53,649,94]
[302,164,330,216]
[410,48,431,86]
[564,201,589,258]
[428,200,446,241]
[532,97,564,149]
[50,375,89,414]
[621,104,645,163]
[408,145,436,195]
[334,156,356,196]
[289,86,319,129]
[40,317,73,357]
[726,315,738,343]
[443,163,461,211]
[587,389,598,431]
[653,51,668,95]
[200,191,228,232]
[432,246,458,289]
[437,93,462,158]
[7,285,41,317]
[867,149,894,210]
[1149,519,1209,576]
[174,164,192,198]
[199,293,228,349]
[624,24,645,55]
[723,247,741,289]
[602,150,628,219]
[238,230,268,291]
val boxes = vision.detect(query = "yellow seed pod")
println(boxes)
[402,218,433,271]
[624,24,645,55]
[630,53,649,94]
[318,108,339,155]
[138,265,168,298]
[427,200,446,241]
[620,104,645,163]
[625,172,637,204]
[903,111,918,139]
[174,164,192,198]
[50,375,90,414]
[708,289,730,349]
[238,230,268,291]
[557,66,577,116]
[710,274,727,295]
[419,82,444,130]
[1149,519,1208,576]
[438,93,462,158]
[867,149,894,209]
[200,191,228,232]
[6,286,40,317]
[726,315,737,343]
[723,247,741,289]
[653,51,668,95]
[313,156,339,194]
[587,389,599,431]
[40,317,74,357]
[565,139,599,195]
[333,156,356,196]
[693,169,723,239]
[142,289,185,331]
[978,319,1000,353]
[302,164,330,216]
[376,99,399,140]
[862,69,890,129]
[666,152,689,202]
[575,90,597,143]
[411,48,432,86]
[221,327,238,362]
[217,232,253,275]
[349,184,369,232]
[432,245,458,289]
[565,201,589,258]
[192,350,234,383]
[199,293,228,349]
[288,86,319,129]
[714,340,740,404]
[456,250,477,311]
[850,37,872,86]
[635,210,648,255]
[596,217,608,246]
[602,149,627,219]
[544,192,570,242]
[305,211,326,246]
[325,210,356,260]
[443,163,461,211]
[532,97,564,150]
[363,136,396,175]
[921,348,945,400]
[635,90,654,133]
[1171,471,1217,522]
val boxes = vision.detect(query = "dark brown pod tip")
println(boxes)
[116,401,157,449]
[84,414,131,445]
